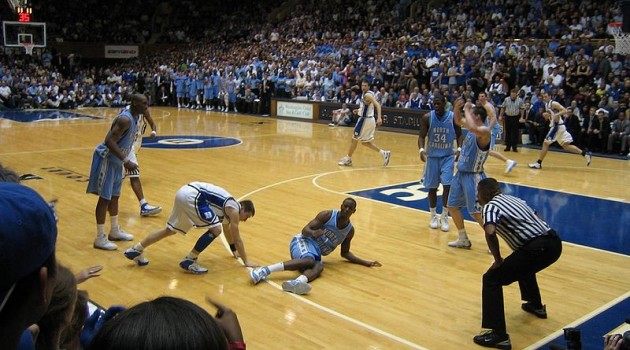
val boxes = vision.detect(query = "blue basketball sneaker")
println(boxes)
[179,258,208,274]
[249,267,270,284]
[140,203,162,217]
[124,247,149,266]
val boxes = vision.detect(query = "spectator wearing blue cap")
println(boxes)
[0,182,58,350]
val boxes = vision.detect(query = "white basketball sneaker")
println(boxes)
[108,226,134,241]
[447,239,472,249]
[338,156,352,166]
[429,215,439,229]
[440,215,450,232]
[382,150,391,166]
[505,160,517,174]
[93,235,118,250]
[528,162,542,169]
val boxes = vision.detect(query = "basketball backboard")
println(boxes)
[2,21,46,47]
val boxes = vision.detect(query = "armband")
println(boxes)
[229,243,237,252]
[419,148,425,154]
[229,341,246,350]
[457,147,462,152]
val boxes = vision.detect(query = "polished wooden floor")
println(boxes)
[1,107,629,349]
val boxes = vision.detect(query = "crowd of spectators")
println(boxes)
[2,0,630,155]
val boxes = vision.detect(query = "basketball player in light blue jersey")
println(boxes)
[478,92,517,174]
[212,71,221,109]
[528,91,592,169]
[249,198,381,295]
[203,76,214,111]
[174,72,186,108]
[338,81,391,166]
[124,182,257,273]
[187,73,198,109]
[226,76,237,112]
[446,98,491,249]
[418,95,463,232]
[86,94,147,250]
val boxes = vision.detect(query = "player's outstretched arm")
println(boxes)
[222,221,240,259]
[340,229,382,267]
[225,207,257,267]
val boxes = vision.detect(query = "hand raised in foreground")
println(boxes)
[76,264,104,284]
[206,296,244,344]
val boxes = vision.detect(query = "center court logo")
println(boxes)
[348,181,474,220]
[142,135,242,149]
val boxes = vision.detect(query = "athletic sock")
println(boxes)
[97,224,106,237]
[132,243,144,251]
[441,207,448,217]
[110,215,119,230]
[296,275,308,283]
[268,262,285,273]
[537,159,542,165]
[185,252,200,260]
[458,229,468,241]
[139,198,148,206]
[430,207,437,216]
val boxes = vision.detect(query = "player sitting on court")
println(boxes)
[249,198,381,295]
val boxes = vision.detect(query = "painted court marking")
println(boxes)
[222,169,428,350]
[222,166,628,350]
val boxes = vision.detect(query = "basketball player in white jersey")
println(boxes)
[478,92,517,174]
[528,92,592,169]
[125,106,162,217]
[124,182,257,273]
[338,81,391,166]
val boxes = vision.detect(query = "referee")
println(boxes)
[472,178,562,350]
[499,89,524,152]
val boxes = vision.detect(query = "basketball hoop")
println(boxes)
[21,42,34,55]
[608,22,630,54]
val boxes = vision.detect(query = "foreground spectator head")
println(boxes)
[36,264,78,350]
[61,290,89,350]
[0,182,58,349]
[87,296,229,350]
[0,162,20,183]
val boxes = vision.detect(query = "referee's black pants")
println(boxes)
[504,115,521,151]
[481,231,562,334]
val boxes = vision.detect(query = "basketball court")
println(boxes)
[1,107,628,349]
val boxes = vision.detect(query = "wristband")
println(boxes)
[229,243,236,252]
[151,130,157,136]
[123,155,132,163]
[229,341,246,350]
[419,148,425,153]
[457,147,462,152]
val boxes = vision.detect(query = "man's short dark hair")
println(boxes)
[240,199,255,217]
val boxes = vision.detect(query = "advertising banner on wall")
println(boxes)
[104,45,139,59]
[277,101,313,119]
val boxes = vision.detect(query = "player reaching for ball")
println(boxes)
[528,92,592,169]
[249,198,381,294]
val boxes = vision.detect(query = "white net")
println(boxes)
[608,23,630,55]
[21,43,33,55]
[613,32,630,55]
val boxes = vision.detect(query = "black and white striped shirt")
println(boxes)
[501,97,524,116]
[482,194,551,250]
